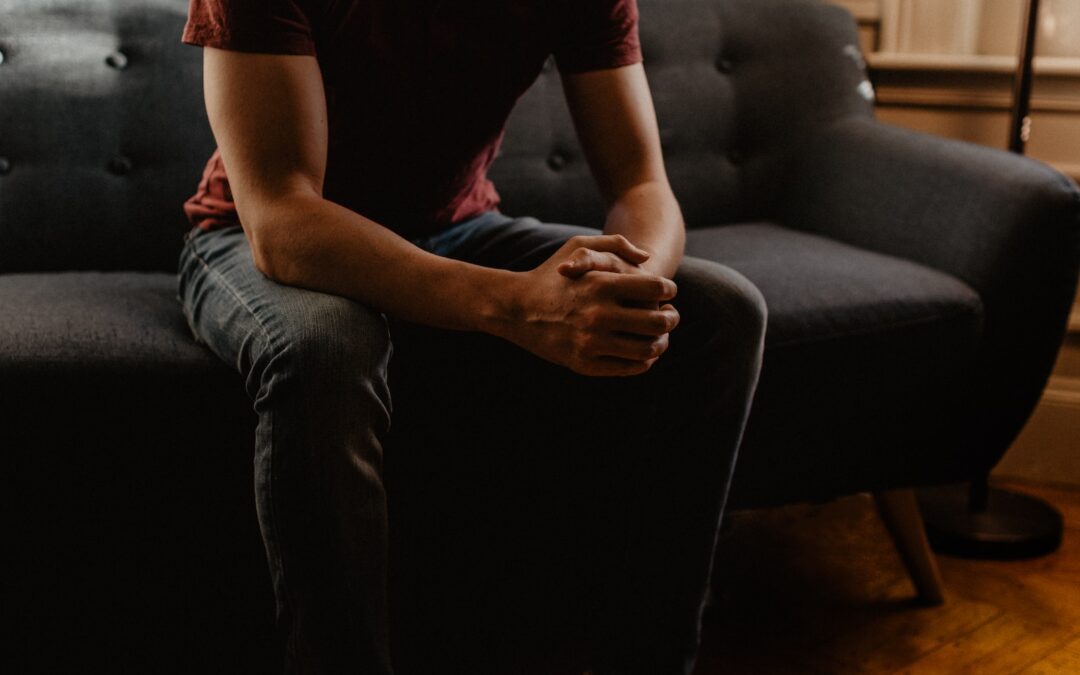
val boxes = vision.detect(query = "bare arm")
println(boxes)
[561,63,685,279]
[202,48,677,375]
[203,47,514,333]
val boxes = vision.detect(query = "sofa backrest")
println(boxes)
[0,0,213,273]
[491,0,874,229]
[0,0,871,274]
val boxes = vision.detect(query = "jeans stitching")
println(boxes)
[185,240,299,652]
[186,243,277,350]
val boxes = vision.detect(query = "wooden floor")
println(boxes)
[694,481,1080,675]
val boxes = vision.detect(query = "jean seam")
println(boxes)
[186,242,278,351]
[186,240,300,656]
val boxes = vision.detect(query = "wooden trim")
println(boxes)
[1051,162,1080,184]
[873,89,1080,113]
[830,0,881,22]
[869,53,1080,76]
[1039,375,1080,406]
[996,374,1080,488]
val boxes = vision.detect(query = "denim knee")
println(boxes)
[250,291,394,434]
[674,256,767,379]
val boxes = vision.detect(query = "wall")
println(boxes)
[831,0,1080,487]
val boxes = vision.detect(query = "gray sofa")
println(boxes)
[4,0,1079,672]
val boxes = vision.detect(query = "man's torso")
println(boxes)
[182,0,641,239]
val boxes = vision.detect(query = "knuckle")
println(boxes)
[649,340,665,358]
[581,307,601,328]
[574,331,595,356]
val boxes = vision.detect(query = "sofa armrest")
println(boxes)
[785,117,1080,297]
[783,116,1080,471]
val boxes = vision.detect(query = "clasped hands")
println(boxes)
[505,234,680,377]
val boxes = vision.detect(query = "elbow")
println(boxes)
[244,217,300,285]
[238,190,323,285]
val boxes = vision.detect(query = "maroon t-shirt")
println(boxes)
[181,0,643,239]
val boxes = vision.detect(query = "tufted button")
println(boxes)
[716,56,734,74]
[547,152,568,171]
[0,157,10,175]
[105,50,129,70]
[107,156,133,176]
[728,149,746,165]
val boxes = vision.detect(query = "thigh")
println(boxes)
[177,225,392,392]
[423,212,598,271]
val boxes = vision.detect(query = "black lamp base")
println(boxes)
[917,483,1063,560]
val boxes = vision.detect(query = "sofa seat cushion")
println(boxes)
[0,272,219,373]
[687,224,984,507]
[687,223,983,349]
[0,270,249,506]
[0,272,275,671]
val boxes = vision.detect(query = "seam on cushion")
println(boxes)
[768,306,981,349]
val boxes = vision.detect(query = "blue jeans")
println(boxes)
[177,212,766,674]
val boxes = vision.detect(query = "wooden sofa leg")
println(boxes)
[872,488,946,605]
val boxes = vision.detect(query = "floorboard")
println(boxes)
[694,482,1080,675]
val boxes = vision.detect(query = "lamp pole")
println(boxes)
[1009,0,1041,153]
[918,0,1065,561]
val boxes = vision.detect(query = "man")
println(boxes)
[178,0,766,673]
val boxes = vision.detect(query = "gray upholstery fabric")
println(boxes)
[686,223,982,348]
[1,273,270,672]
[491,0,874,228]
[0,0,213,273]
[0,272,220,371]
[782,116,1080,472]
[686,224,984,506]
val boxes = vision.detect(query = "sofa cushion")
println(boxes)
[687,224,985,507]
[687,223,983,348]
[0,272,218,373]
[0,272,276,672]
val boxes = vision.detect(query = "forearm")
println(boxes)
[602,180,685,278]
[247,194,516,334]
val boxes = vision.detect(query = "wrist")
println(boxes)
[471,268,524,338]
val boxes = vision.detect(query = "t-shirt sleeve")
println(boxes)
[553,0,643,74]
[181,0,317,56]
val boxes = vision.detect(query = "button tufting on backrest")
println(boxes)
[105,50,128,70]
[716,56,734,74]
[546,152,568,171]
[0,0,216,273]
[0,157,11,175]
[107,156,133,176]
